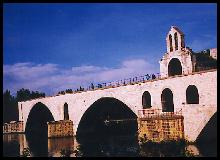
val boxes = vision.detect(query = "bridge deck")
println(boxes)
[18,69,216,103]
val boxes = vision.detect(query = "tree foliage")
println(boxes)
[193,49,217,72]
[65,89,73,93]
[16,88,45,102]
[3,90,18,124]
[3,88,46,124]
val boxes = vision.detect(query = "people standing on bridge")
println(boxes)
[123,80,126,85]
[129,78,131,84]
[91,83,94,90]
[142,76,145,82]
[152,74,156,79]
[135,77,138,82]
[145,74,150,80]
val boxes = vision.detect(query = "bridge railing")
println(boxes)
[138,108,182,118]
[74,73,161,93]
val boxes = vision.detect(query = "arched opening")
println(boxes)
[181,35,185,48]
[161,88,174,112]
[25,102,54,156]
[76,97,138,156]
[25,102,54,136]
[186,85,199,104]
[196,112,217,156]
[76,97,138,138]
[174,32,178,50]
[64,103,69,120]
[169,34,173,52]
[168,58,182,76]
[142,91,151,109]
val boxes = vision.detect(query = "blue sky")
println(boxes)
[3,3,217,95]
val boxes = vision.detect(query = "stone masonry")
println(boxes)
[47,120,74,138]
[138,110,184,142]
[17,26,217,142]
[18,69,216,142]
[3,121,24,134]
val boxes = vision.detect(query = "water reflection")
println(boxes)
[48,137,75,157]
[76,135,140,157]
[3,134,216,157]
[3,134,28,157]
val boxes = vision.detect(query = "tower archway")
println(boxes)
[168,58,182,76]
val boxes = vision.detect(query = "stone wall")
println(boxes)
[47,120,74,138]
[18,69,217,142]
[3,121,24,133]
[138,115,184,143]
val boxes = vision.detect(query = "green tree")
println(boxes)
[3,88,46,124]
[16,88,45,102]
[3,90,18,123]
[65,89,73,93]
[60,91,65,94]
[16,88,31,102]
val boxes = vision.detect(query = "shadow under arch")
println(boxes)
[75,97,139,156]
[195,112,217,156]
[25,102,54,156]
[76,97,138,139]
[25,102,55,136]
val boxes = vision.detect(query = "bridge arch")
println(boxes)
[196,112,217,143]
[25,102,55,136]
[196,112,217,156]
[76,97,138,139]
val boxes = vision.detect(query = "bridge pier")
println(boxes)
[47,120,74,138]
[138,109,184,143]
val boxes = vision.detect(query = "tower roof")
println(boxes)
[166,26,184,38]
[170,26,184,35]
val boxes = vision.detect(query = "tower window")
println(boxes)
[181,35,185,48]
[174,32,178,50]
[169,34,173,52]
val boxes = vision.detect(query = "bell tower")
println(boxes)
[159,26,194,78]
[166,26,185,53]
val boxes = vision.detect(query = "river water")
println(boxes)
[3,134,216,157]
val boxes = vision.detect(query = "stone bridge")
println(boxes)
[18,69,217,142]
